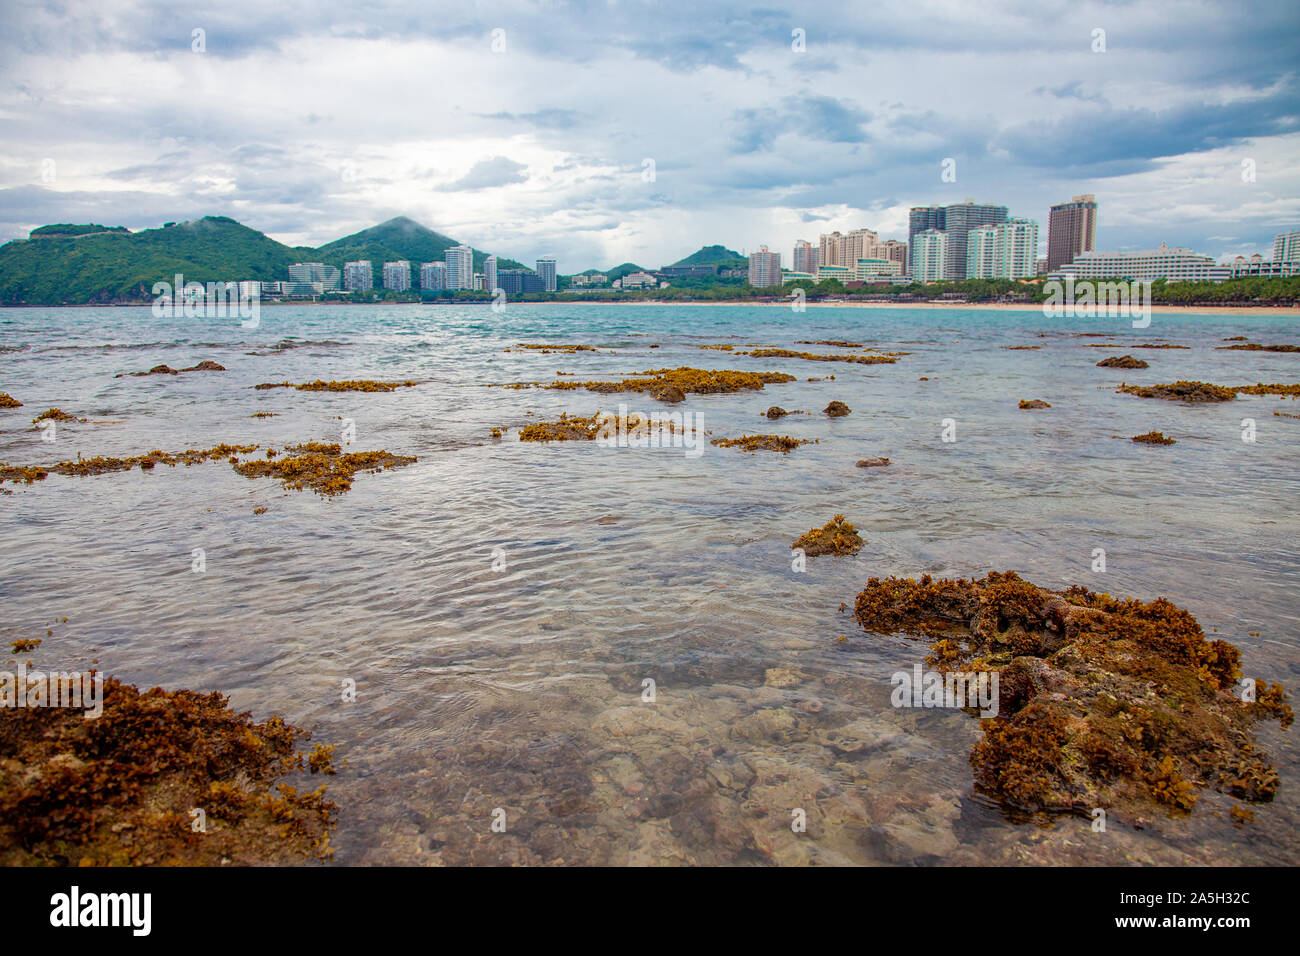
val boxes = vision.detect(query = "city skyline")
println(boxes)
[1,0,1297,271]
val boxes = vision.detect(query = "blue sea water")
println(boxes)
[1,302,1297,865]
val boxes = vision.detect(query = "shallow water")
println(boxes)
[2,302,1298,865]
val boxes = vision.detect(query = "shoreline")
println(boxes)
[5,300,1299,316]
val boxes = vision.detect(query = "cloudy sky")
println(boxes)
[1,0,1298,271]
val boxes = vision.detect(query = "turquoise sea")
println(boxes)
[1,302,1297,864]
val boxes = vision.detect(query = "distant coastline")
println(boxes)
[6,299,1297,316]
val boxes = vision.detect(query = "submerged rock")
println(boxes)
[856,457,891,468]
[824,401,851,417]
[1018,399,1051,409]
[852,571,1291,820]
[765,406,788,419]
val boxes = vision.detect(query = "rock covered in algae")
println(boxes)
[792,514,864,556]
[709,434,814,454]
[1097,355,1149,369]
[744,348,897,365]
[765,406,788,419]
[1,444,259,484]
[0,676,336,865]
[824,401,851,417]
[1018,399,1051,409]
[1117,381,1236,402]
[119,360,226,377]
[531,366,797,403]
[31,408,81,423]
[518,412,604,442]
[1131,431,1176,445]
[856,457,890,468]
[852,571,1292,819]
[0,393,22,408]
[252,379,418,392]
[233,441,415,496]
[1217,343,1300,353]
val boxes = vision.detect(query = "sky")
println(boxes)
[1,0,1298,273]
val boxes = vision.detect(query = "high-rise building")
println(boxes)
[941,201,1008,280]
[912,230,949,282]
[1047,194,1098,272]
[382,261,411,292]
[484,255,498,293]
[444,245,473,290]
[536,258,557,292]
[966,219,1039,279]
[288,262,341,290]
[880,240,907,270]
[420,261,446,291]
[343,261,372,292]
[1273,229,1300,262]
[793,240,819,274]
[908,207,945,274]
[748,246,782,287]
[840,229,878,266]
[818,231,843,268]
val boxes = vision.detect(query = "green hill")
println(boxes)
[602,262,647,281]
[0,216,299,305]
[672,244,743,266]
[0,214,527,304]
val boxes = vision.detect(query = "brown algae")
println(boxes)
[1117,381,1237,402]
[1098,355,1150,369]
[233,442,416,496]
[0,677,336,865]
[824,401,851,417]
[253,380,418,392]
[0,393,22,408]
[744,348,897,365]
[1019,399,1051,409]
[709,434,815,454]
[792,514,864,556]
[1132,431,1177,445]
[852,571,1291,819]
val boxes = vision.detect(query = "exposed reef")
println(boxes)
[709,434,814,453]
[0,676,335,866]
[744,348,897,365]
[1,444,258,484]
[1117,381,1237,402]
[508,367,797,403]
[1217,344,1300,353]
[233,442,416,496]
[252,380,418,392]
[852,572,1291,820]
[118,360,226,377]
[792,514,864,556]
[1098,355,1149,369]
[1132,431,1176,445]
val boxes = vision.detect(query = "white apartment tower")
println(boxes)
[536,258,557,292]
[445,245,474,290]
[484,255,498,293]
[912,230,949,282]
